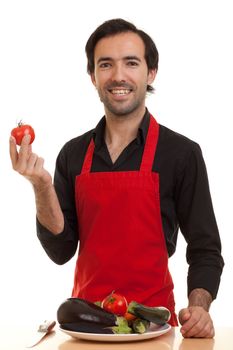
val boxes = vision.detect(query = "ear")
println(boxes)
[147,69,157,85]
[91,73,97,87]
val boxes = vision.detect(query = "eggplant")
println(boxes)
[57,298,117,326]
[60,319,132,334]
[60,322,114,334]
[127,301,171,325]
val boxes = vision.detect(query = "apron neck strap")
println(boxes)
[140,115,159,171]
[81,138,95,174]
[81,114,159,174]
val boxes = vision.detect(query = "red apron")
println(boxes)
[73,115,178,326]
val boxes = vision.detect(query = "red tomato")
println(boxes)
[11,122,35,146]
[102,292,128,316]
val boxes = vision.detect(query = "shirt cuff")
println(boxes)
[188,265,223,300]
[36,217,66,241]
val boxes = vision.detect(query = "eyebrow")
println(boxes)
[97,56,142,64]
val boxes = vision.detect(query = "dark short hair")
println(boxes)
[85,18,159,93]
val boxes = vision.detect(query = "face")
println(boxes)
[91,32,156,118]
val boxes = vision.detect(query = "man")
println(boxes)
[10,19,224,338]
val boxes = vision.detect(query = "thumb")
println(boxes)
[178,308,191,325]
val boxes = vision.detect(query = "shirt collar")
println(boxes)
[92,108,150,149]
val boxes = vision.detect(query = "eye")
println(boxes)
[127,61,139,67]
[99,62,111,69]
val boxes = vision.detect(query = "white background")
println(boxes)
[0,0,232,327]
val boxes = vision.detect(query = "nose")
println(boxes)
[111,63,126,82]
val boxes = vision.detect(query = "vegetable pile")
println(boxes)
[57,292,171,334]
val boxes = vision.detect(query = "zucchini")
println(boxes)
[127,301,171,325]
[132,319,150,334]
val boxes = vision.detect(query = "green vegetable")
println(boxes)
[132,318,150,334]
[94,301,102,307]
[127,301,171,325]
[111,317,133,334]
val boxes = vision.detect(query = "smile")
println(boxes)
[109,89,132,95]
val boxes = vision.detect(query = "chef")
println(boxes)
[9,18,224,338]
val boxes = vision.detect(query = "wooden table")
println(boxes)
[1,323,233,350]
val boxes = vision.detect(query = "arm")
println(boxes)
[188,287,212,311]
[9,134,64,234]
[10,134,78,264]
[34,183,64,234]
[36,143,79,264]
[175,143,224,338]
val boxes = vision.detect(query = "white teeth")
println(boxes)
[111,89,131,95]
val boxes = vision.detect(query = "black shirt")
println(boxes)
[37,109,224,299]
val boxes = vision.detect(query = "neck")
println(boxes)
[104,107,146,147]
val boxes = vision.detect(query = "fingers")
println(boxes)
[10,133,41,177]
[10,134,32,171]
[180,308,201,337]
[194,321,215,338]
[178,308,191,325]
[18,134,32,162]
[9,136,18,168]
[179,306,215,338]
[26,153,39,174]
[10,133,52,188]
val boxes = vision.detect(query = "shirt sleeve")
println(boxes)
[36,146,79,265]
[175,143,224,299]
